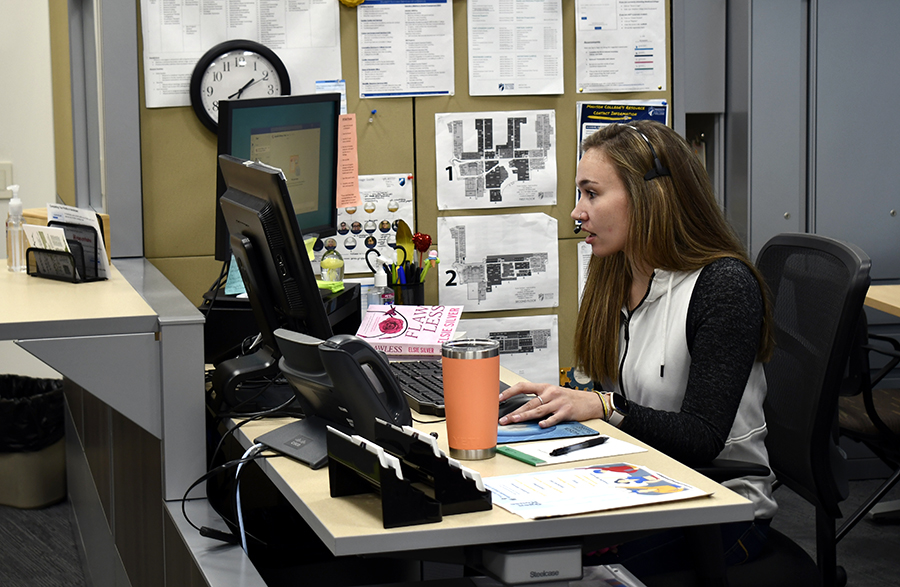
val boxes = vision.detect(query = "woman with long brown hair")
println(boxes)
[499,120,777,574]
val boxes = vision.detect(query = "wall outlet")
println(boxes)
[0,162,12,199]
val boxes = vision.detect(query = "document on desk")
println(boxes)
[22,225,75,279]
[497,431,646,466]
[484,463,709,520]
[497,421,600,445]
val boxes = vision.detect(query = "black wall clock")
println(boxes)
[189,40,291,133]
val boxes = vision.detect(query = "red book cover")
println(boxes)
[356,305,463,356]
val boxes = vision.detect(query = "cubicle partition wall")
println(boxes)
[134,1,678,373]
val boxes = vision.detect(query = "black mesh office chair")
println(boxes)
[642,233,871,587]
[835,312,900,540]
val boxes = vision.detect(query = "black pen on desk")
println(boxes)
[549,435,608,457]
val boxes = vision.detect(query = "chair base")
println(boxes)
[870,498,900,520]
[639,529,821,587]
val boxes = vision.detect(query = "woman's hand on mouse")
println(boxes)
[498,382,605,428]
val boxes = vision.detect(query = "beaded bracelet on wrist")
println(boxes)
[593,390,610,421]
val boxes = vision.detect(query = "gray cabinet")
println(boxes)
[727,0,900,387]
[813,0,900,282]
[726,0,807,255]
[672,0,727,203]
[727,0,900,282]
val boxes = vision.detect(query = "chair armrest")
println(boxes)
[692,459,771,483]
[866,332,900,353]
[862,334,900,387]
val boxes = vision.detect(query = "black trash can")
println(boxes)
[0,375,66,508]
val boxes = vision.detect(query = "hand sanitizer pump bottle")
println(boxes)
[367,267,394,308]
[6,185,25,273]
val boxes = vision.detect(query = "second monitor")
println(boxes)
[215,92,341,261]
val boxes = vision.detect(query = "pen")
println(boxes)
[549,435,608,457]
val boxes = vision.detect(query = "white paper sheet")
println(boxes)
[575,0,667,93]
[577,241,593,308]
[139,0,341,108]
[22,224,69,253]
[437,213,558,312]
[317,174,415,275]
[458,315,559,385]
[357,0,455,99]
[467,0,564,96]
[435,110,557,210]
[22,225,74,279]
[485,462,709,520]
[315,79,348,114]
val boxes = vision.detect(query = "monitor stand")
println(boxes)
[252,415,336,469]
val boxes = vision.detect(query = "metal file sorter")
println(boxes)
[25,221,106,283]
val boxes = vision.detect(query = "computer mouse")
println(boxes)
[498,393,532,418]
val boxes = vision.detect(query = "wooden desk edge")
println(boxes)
[0,263,158,340]
[227,402,754,557]
[865,285,900,317]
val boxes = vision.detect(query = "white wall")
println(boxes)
[0,0,60,378]
[0,0,57,256]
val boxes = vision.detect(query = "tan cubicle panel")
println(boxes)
[113,1,672,371]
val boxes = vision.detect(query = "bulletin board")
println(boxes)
[136,0,672,377]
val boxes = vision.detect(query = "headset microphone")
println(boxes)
[574,221,582,234]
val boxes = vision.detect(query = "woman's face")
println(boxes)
[572,148,631,259]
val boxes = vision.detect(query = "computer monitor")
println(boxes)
[213,154,335,402]
[215,92,341,261]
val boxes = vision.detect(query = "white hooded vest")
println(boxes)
[607,267,778,520]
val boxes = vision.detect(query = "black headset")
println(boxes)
[625,124,671,181]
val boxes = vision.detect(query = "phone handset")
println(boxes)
[319,334,412,441]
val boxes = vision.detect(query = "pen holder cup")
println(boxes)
[391,282,424,305]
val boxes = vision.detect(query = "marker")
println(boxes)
[549,436,608,457]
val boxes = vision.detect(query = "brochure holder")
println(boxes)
[25,221,106,283]
[326,421,492,528]
[326,426,442,529]
[373,418,492,515]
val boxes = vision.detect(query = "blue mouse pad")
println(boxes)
[497,421,599,444]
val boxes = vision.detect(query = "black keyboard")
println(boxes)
[390,360,446,416]
[389,360,516,417]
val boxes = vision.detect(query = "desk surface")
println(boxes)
[0,264,157,340]
[865,284,900,318]
[233,371,754,558]
[2,259,206,500]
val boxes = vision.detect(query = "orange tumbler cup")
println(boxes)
[441,339,501,460]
